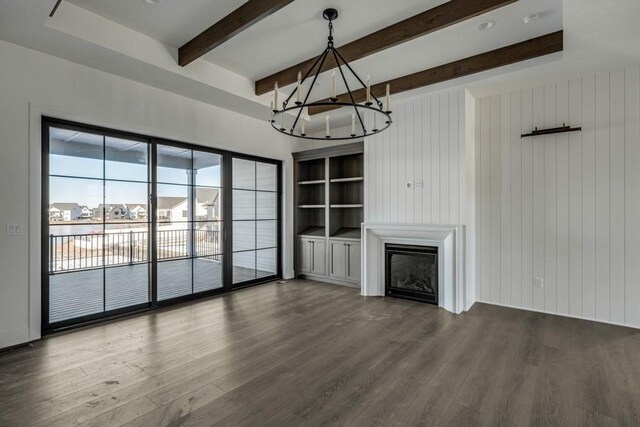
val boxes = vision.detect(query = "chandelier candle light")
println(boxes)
[269,8,392,141]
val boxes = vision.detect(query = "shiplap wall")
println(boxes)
[476,66,640,327]
[365,88,466,224]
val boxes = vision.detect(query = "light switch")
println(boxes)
[534,277,544,288]
[7,224,23,236]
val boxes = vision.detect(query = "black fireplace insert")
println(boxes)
[385,243,438,304]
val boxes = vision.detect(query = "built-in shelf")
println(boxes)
[297,180,326,185]
[331,227,361,239]
[298,226,326,237]
[330,204,364,208]
[294,142,364,286]
[330,177,363,183]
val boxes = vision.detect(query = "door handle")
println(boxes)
[331,245,333,274]
[311,241,315,271]
[347,244,350,277]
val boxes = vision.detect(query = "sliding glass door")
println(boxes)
[43,118,281,331]
[232,157,280,287]
[155,144,223,301]
[46,125,151,324]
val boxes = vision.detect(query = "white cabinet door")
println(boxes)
[297,238,312,274]
[329,240,347,279]
[310,238,326,276]
[346,242,361,283]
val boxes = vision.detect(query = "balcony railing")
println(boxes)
[49,229,221,273]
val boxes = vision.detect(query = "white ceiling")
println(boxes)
[66,0,247,48]
[1,0,639,126]
[65,0,561,84]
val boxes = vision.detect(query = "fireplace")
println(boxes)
[385,243,438,304]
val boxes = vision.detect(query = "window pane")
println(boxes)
[195,187,222,221]
[157,145,191,185]
[105,181,148,223]
[194,256,223,293]
[193,151,222,187]
[105,137,148,182]
[194,222,223,257]
[232,190,255,220]
[256,192,276,220]
[157,184,189,223]
[233,221,255,252]
[106,264,149,311]
[233,251,256,283]
[49,224,104,272]
[157,223,190,260]
[257,248,277,279]
[158,259,192,301]
[49,177,103,224]
[257,220,276,249]
[232,158,255,190]
[49,127,103,179]
[256,162,277,192]
[49,269,104,323]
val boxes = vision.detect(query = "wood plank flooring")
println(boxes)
[2,279,640,426]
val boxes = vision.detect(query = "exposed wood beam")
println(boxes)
[254,0,517,95]
[308,31,563,115]
[179,0,294,67]
[49,0,62,17]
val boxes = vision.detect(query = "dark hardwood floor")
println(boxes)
[1,279,640,426]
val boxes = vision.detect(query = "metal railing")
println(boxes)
[49,229,221,273]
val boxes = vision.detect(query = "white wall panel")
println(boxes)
[476,66,640,328]
[365,88,466,227]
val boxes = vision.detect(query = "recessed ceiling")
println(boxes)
[65,0,561,88]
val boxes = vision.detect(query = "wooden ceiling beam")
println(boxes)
[179,0,294,67]
[254,0,517,95]
[308,31,563,115]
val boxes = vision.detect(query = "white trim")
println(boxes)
[475,300,640,330]
[28,104,42,341]
[362,223,467,314]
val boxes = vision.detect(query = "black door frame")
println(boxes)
[41,117,283,333]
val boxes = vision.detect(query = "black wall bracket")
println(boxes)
[521,123,582,138]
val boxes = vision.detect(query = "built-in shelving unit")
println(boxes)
[293,142,364,288]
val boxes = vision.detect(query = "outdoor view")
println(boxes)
[47,127,224,324]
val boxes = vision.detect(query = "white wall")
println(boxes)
[0,39,294,348]
[364,88,475,310]
[475,65,640,328]
[365,89,466,225]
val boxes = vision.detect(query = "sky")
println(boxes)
[49,154,221,208]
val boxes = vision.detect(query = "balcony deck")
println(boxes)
[49,258,272,323]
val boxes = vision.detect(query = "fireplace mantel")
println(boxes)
[361,223,466,314]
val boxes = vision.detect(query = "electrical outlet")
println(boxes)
[534,277,544,289]
[6,224,23,236]
[415,180,423,189]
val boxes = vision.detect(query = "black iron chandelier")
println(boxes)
[269,8,392,141]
